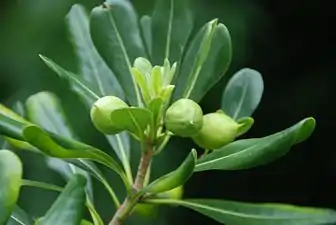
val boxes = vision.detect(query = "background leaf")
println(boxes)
[65,4,132,184]
[187,24,232,102]
[173,21,231,102]
[0,104,37,152]
[222,68,264,120]
[0,150,22,224]
[148,198,336,225]
[25,91,94,200]
[195,117,315,171]
[90,0,147,106]
[140,15,152,58]
[151,0,193,65]
[38,175,86,225]
[67,4,124,100]
[7,206,33,225]
[39,55,99,105]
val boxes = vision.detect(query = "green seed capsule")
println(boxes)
[192,111,239,150]
[90,96,128,134]
[134,203,158,218]
[156,185,183,200]
[165,98,203,137]
[134,185,183,217]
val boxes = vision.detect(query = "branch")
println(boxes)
[109,141,153,225]
[134,146,153,190]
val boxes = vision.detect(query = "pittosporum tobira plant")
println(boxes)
[0,0,335,225]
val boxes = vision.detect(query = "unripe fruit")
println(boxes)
[134,203,158,218]
[165,98,203,137]
[192,111,239,149]
[90,96,128,134]
[134,186,183,217]
[156,185,183,200]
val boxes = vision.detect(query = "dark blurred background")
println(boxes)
[1,0,335,224]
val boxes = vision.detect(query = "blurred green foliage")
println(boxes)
[0,0,269,224]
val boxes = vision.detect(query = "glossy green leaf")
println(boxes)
[174,20,230,102]
[132,68,151,104]
[34,218,93,225]
[25,92,75,137]
[151,0,193,64]
[67,4,124,100]
[148,97,164,128]
[66,3,131,185]
[38,175,86,225]
[142,149,197,194]
[80,220,94,225]
[60,158,120,208]
[186,24,232,102]
[236,117,254,137]
[222,68,264,120]
[134,57,152,76]
[39,54,99,105]
[90,0,147,106]
[159,85,175,103]
[7,206,33,225]
[195,118,315,171]
[21,179,63,192]
[25,91,94,200]
[0,104,30,125]
[0,104,37,152]
[45,160,108,223]
[140,15,152,58]
[105,132,131,182]
[163,59,177,86]
[150,66,163,96]
[0,113,26,140]
[11,101,26,118]
[147,198,336,225]
[47,158,94,199]
[21,179,103,225]
[22,124,124,176]
[0,113,124,177]
[110,107,152,139]
[0,150,22,224]
[182,19,218,98]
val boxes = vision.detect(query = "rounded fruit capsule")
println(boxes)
[134,186,183,217]
[90,96,128,134]
[165,98,203,137]
[192,111,239,150]
[133,203,158,218]
[156,185,183,200]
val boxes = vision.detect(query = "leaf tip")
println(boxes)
[191,149,198,162]
[303,117,316,132]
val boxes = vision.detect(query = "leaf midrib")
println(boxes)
[232,79,248,120]
[164,0,174,59]
[151,199,328,221]
[195,125,300,169]
[72,7,106,96]
[10,215,26,225]
[106,9,141,106]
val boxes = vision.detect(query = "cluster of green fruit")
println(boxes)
[89,57,252,152]
[90,95,249,151]
[165,98,248,150]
